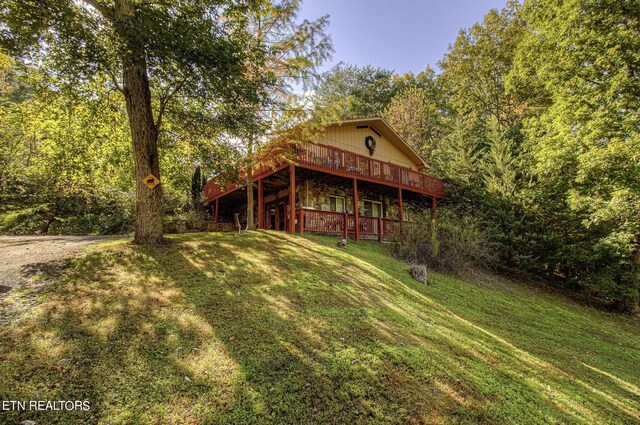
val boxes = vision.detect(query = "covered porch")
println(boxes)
[209,164,440,241]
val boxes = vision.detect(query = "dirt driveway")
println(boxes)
[0,235,125,295]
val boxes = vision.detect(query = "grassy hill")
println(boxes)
[1,232,639,424]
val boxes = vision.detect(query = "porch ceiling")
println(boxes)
[296,168,435,202]
[296,168,352,190]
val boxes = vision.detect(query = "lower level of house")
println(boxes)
[207,165,439,241]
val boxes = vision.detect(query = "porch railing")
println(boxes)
[203,163,276,203]
[302,209,347,235]
[298,209,399,241]
[295,143,447,198]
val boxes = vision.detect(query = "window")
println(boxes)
[329,195,345,213]
[364,200,383,218]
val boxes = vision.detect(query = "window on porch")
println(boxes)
[364,200,383,218]
[329,195,346,213]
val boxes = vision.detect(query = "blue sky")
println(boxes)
[298,0,508,75]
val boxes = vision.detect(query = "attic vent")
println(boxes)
[356,125,382,138]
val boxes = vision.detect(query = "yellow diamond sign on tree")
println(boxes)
[143,174,160,190]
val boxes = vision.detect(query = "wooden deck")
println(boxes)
[204,143,448,203]
[295,143,447,198]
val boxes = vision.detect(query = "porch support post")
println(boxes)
[266,207,270,229]
[257,178,264,229]
[343,212,348,239]
[289,165,295,233]
[215,198,219,223]
[398,187,403,223]
[353,178,359,241]
[432,196,437,222]
[299,208,304,235]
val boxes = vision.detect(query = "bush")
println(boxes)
[390,212,496,272]
[0,189,135,235]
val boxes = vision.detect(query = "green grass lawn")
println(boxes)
[1,232,639,424]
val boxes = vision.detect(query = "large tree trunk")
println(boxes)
[84,0,163,244]
[122,56,164,244]
[116,0,163,244]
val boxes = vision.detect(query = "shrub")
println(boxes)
[390,211,497,273]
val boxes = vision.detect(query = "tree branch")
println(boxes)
[107,69,123,94]
[82,0,115,21]
[155,77,188,131]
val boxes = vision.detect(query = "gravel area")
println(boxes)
[0,235,125,295]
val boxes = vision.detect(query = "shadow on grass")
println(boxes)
[0,231,638,424]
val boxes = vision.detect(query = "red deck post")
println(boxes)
[343,212,348,239]
[257,178,264,229]
[353,178,359,241]
[378,217,383,242]
[299,208,304,234]
[215,198,219,223]
[289,165,295,233]
[398,187,403,223]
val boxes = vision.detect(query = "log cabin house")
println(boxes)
[203,118,448,241]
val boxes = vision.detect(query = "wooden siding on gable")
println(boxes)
[317,125,419,171]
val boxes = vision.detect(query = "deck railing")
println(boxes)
[301,209,347,235]
[298,209,399,241]
[203,163,275,203]
[204,143,448,202]
[295,143,447,198]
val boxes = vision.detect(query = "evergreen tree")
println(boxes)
[191,166,203,211]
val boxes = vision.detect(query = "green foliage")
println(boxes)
[0,0,282,242]
[225,0,332,229]
[0,56,134,234]
[0,54,225,234]
[382,85,445,162]
[391,212,497,272]
[313,64,400,119]
[432,0,639,310]
[438,1,526,133]
[190,166,203,210]
[513,0,640,309]
[0,0,254,107]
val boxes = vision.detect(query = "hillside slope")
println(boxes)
[1,232,638,424]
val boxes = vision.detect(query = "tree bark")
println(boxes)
[117,1,163,244]
[123,57,164,244]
